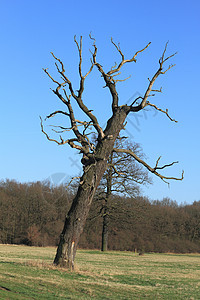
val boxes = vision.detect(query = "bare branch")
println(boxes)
[107,40,151,75]
[161,64,175,74]
[151,87,162,93]
[50,89,88,147]
[110,37,124,61]
[155,160,179,170]
[130,42,177,113]
[73,95,105,139]
[74,35,83,78]
[87,205,105,221]
[112,72,121,77]
[154,156,161,169]
[113,148,184,184]
[146,102,178,122]
[43,68,65,89]
[89,32,96,42]
[40,116,84,152]
[113,75,131,84]
[74,35,95,95]
[50,52,66,73]
[50,125,76,134]
[44,49,104,140]
[49,52,77,99]
[91,40,120,112]
[45,110,69,120]
[130,96,143,107]
[110,164,126,176]
[160,42,177,64]
[84,62,95,78]
[110,61,118,71]
[65,176,81,189]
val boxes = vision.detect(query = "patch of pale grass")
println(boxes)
[24,259,57,269]
[79,278,155,292]
[0,244,56,259]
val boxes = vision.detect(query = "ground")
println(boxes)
[0,244,199,299]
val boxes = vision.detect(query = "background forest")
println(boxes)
[1,179,200,253]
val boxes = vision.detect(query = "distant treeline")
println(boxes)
[0,179,200,253]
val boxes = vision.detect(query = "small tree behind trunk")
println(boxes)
[101,152,113,251]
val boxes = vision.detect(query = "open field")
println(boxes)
[0,245,200,299]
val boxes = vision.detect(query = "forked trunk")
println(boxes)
[53,108,128,268]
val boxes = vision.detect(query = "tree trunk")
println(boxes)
[53,108,128,268]
[53,164,98,269]
[101,205,109,251]
[101,152,113,251]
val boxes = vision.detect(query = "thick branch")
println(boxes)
[113,148,184,184]
[91,37,119,112]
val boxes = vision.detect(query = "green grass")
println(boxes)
[0,245,200,299]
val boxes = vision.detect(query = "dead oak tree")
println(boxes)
[41,36,183,269]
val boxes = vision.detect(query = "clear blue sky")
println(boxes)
[0,0,199,204]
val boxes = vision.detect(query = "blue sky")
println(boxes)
[0,0,199,204]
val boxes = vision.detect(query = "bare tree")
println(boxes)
[91,137,152,251]
[41,35,183,269]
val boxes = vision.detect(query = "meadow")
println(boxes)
[0,244,199,299]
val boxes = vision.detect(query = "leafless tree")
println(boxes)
[91,137,152,251]
[41,35,183,269]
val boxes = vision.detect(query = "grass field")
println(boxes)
[0,245,200,299]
